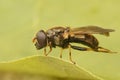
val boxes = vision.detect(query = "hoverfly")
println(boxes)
[33,26,115,64]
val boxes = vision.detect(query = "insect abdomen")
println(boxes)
[69,34,99,50]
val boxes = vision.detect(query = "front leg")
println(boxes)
[44,47,47,56]
[46,42,52,56]
[44,42,53,56]
[60,48,63,58]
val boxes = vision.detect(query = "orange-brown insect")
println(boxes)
[33,26,115,64]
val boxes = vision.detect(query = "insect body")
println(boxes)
[33,26,115,64]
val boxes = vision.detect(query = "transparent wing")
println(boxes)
[71,26,115,36]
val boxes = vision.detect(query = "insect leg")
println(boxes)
[44,47,47,56]
[46,42,52,56]
[71,45,116,53]
[97,46,116,53]
[68,45,76,64]
[60,48,63,58]
[71,45,93,51]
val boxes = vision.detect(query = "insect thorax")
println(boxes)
[46,27,70,48]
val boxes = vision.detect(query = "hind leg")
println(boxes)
[71,45,93,51]
[71,45,116,53]
[97,46,116,53]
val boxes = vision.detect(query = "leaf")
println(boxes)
[0,56,103,80]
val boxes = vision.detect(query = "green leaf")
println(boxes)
[0,56,102,80]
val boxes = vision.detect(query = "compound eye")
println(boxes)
[35,30,47,49]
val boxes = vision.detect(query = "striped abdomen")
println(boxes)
[69,34,99,50]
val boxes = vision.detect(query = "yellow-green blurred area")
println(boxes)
[0,0,120,80]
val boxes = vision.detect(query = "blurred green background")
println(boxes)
[0,0,120,80]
